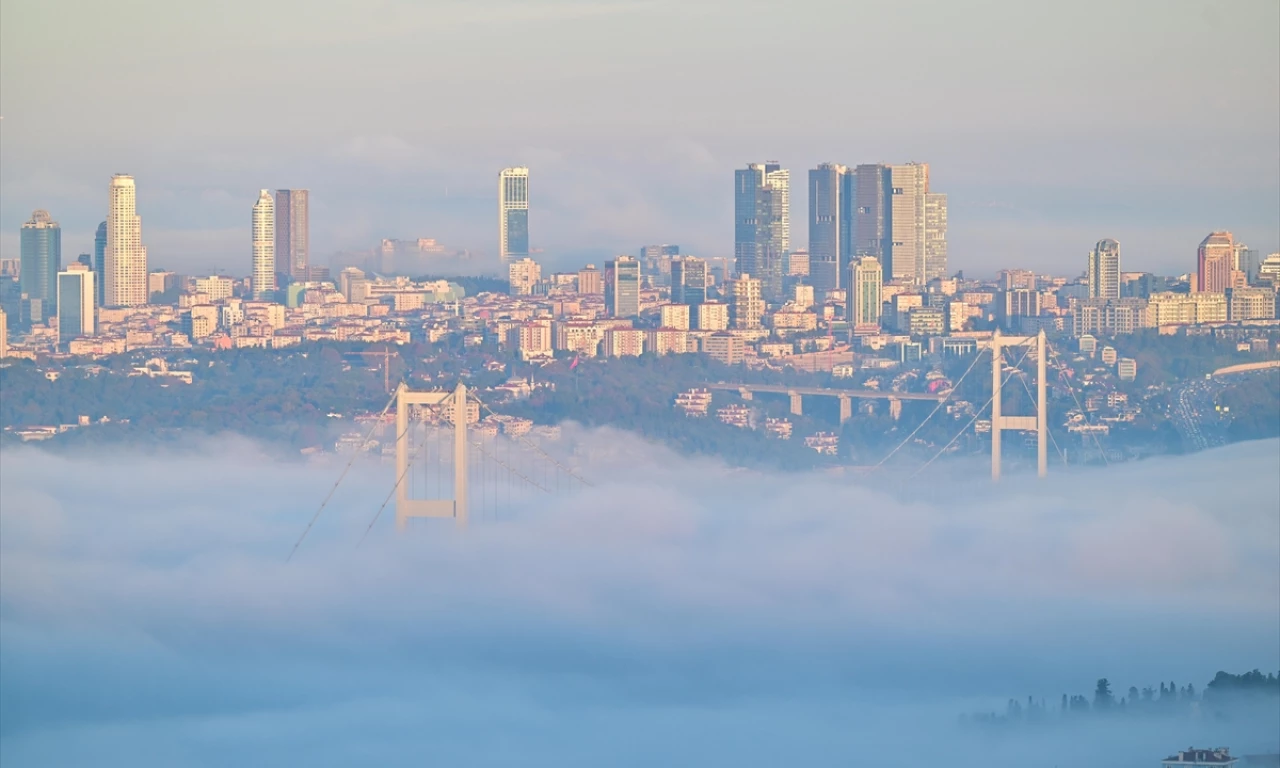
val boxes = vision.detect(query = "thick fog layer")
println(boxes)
[2,433,1278,766]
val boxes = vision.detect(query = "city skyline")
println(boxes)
[3,3,1274,277]
[0,158,1273,282]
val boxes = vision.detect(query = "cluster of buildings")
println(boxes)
[3,166,1278,368]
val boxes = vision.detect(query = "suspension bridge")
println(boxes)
[288,381,591,560]
[290,329,1107,558]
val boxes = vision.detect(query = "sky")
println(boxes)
[1,430,1278,766]
[1,0,1278,277]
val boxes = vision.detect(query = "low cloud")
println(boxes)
[1,432,1277,766]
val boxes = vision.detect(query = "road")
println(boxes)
[1168,377,1230,453]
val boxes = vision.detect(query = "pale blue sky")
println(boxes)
[1,0,1277,276]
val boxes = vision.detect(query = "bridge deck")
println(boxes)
[707,383,944,401]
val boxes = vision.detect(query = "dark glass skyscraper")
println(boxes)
[20,210,61,311]
[499,168,530,264]
[94,221,107,307]
[671,256,707,306]
[853,164,893,281]
[808,163,856,292]
[734,163,789,303]
[605,256,641,318]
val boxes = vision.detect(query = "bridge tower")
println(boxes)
[990,329,1048,481]
[395,382,469,530]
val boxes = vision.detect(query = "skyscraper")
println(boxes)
[924,193,948,281]
[1197,231,1235,294]
[93,221,107,306]
[670,256,708,306]
[605,256,640,318]
[499,167,530,265]
[853,164,891,269]
[1234,242,1260,283]
[252,190,276,300]
[20,210,61,311]
[888,162,929,284]
[275,189,309,282]
[734,162,789,302]
[57,265,95,342]
[850,257,883,333]
[105,174,147,307]
[808,163,854,293]
[1088,239,1121,300]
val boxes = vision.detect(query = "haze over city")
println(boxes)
[2,1,1279,766]
[2,0,1278,275]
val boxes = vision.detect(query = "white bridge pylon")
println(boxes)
[990,329,1048,481]
[395,382,469,531]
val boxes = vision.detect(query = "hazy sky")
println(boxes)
[1,432,1278,765]
[1,0,1278,276]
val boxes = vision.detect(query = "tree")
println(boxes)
[1094,678,1115,711]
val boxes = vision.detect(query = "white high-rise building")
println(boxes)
[508,257,541,296]
[499,167,530,265]
[888,163,929,284]
[924,193,948,281]
[105,174,147,306]
[1088,239,1121,300]
[252,190,276,300]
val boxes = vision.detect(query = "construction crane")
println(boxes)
[348,346,397,393]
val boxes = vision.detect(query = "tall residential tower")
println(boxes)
[274,189,309,282]
[1197,231,1234,294]
[499,167,530,265]
[252,190,276,299]
[105,175,147,307]
[924,192,948,281]
[1088,239,1121,300]
[888,162,929,284]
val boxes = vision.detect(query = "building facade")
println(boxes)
[508,257,541,296]
[727,273,765,329]
[57,266,95,342]
[20,210,61,312]
[1198,231,1234,294]
[499,167,530,265]
[1088,238,1121,300]
[808,163,852,292]
[105,174,148,307]
[274,189,309,282]
[734,162,789,302]
[605,256,640,318]
[93,221,107,306]
[670,256,708,306]
[849,256,883,333]
[888,162,929,284]
[251,190,276,300]
[924,192,948,281]
[577,265,603,295]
